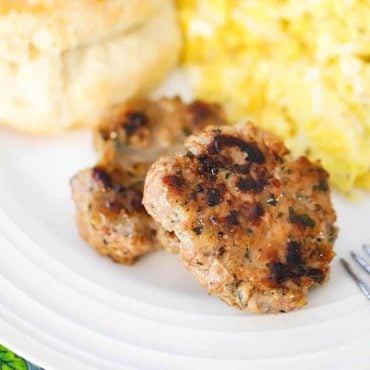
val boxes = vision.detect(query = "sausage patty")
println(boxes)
[71,98,227,264]
[143,122,338,313]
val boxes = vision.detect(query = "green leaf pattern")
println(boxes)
[0,345,42,370]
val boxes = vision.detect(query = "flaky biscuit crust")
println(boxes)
[0,0,181,134]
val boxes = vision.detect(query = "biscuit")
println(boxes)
[0,0,181,134]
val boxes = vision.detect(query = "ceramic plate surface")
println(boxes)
[0,71,369,370]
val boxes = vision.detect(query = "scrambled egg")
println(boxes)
[177,0,370,192]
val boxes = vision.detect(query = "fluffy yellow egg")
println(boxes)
[177,0,370,193]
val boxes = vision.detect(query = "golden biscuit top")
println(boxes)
[0,0,161,57]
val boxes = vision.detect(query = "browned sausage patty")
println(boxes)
[143,122,338,312]
[71,98,227,264]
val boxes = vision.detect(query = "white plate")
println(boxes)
[0,71,369,370]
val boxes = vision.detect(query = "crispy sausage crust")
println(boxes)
[71,98,227,264]
[143,123,337,313]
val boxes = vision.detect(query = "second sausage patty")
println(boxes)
[71,98,227,264]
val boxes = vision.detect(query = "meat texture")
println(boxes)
[143,122,337,313]
[71,98,227,264]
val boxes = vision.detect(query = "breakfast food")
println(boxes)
[178,0,370,192]
[0,0,181,134]
[71,98,227,264]
[143,122,337,313]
